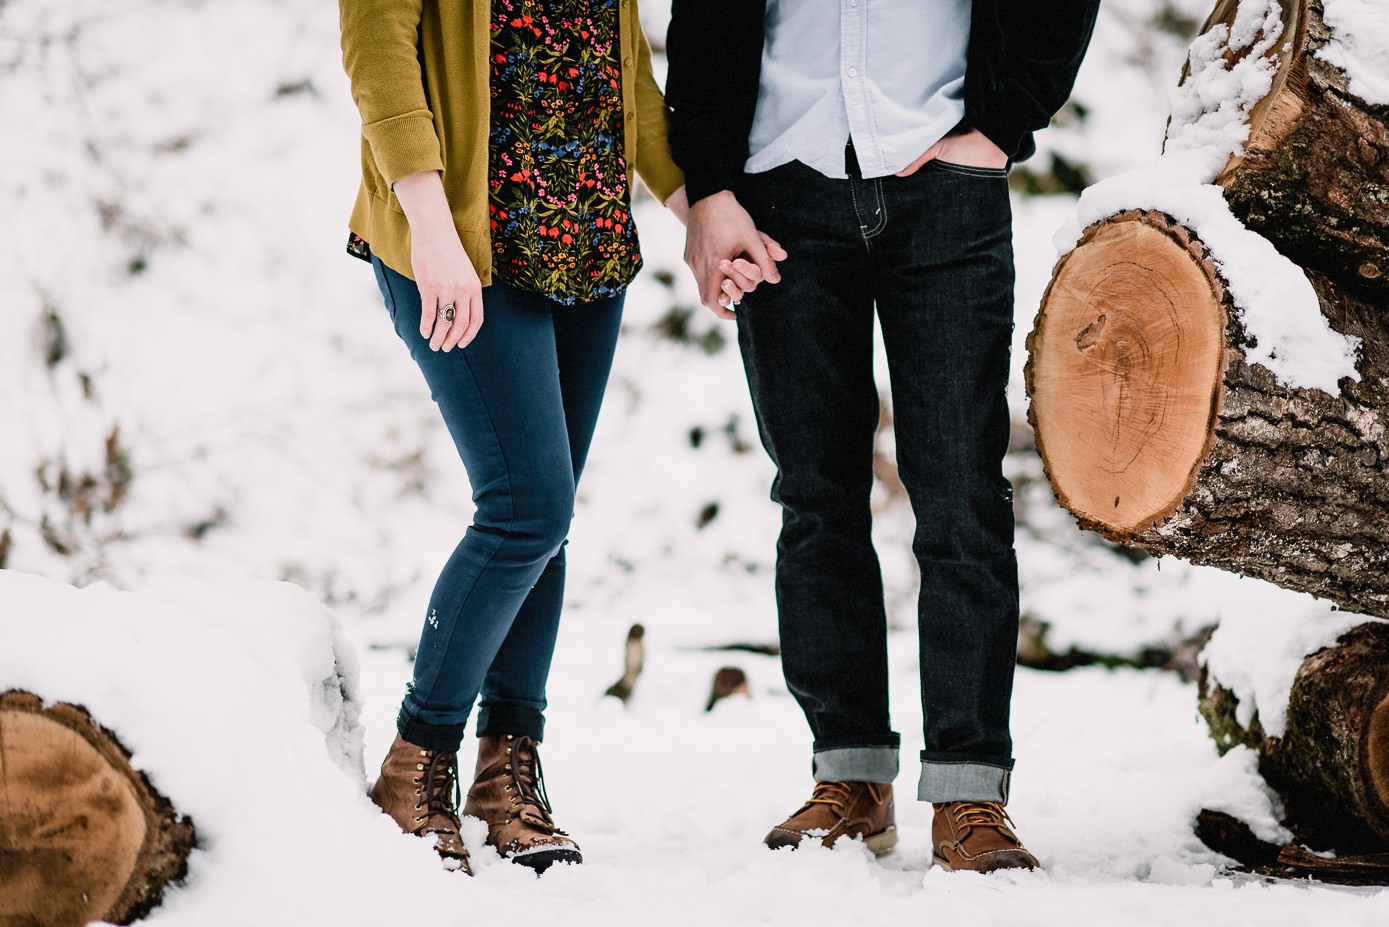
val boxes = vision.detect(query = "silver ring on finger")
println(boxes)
[438,303,456,322]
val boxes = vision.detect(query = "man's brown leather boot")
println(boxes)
[463,734,582,873]
[931,801,1039,872]
[369,733,471,874]
[764,781,898,854]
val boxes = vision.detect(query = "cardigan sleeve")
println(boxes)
[339,0,445,187]
[631,12,686,205]
[966,0,1101,160]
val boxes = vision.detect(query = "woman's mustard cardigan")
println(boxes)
[340,0,685,283]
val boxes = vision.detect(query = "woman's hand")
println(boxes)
[895,129,1009,177]
[393,171,484,352]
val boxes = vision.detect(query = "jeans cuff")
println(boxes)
[476,704,545,741]
[917,760,1012,804]
[397,708,466,754]
[813,746,899,783]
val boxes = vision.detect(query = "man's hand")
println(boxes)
[394,170,485,352]
[895,129,1009,177]
[684,190,788,320]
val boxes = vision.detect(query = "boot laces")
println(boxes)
[418,748,462,834]
[510,735,564,834]
[806,780,882,815]
[948,801,1015,836]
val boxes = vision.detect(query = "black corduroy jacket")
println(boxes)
[665,0,1102,203]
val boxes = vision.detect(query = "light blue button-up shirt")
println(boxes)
[746,0,972,180]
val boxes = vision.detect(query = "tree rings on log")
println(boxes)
[1026,210,1228,535]
[0,689,195,927]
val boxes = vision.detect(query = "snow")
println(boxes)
[3,0,1388,923]
[1320,0,1389,106]
[1202,600,1375,738]
[1055,0,1362,396]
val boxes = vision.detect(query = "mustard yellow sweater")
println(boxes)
[340,0,685,284]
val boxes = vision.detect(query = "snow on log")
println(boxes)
[1177,0,1389,297]
[1028,0,1389,617]
[1200,619,1389,851]
[0,572,387,926]
[0,690,196,927]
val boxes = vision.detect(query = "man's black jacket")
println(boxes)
[665,0,1102,203]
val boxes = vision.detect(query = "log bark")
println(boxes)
[1027,209,1389,618]
[0,689,196,927]
[1198,621,1389,852]
[1180,0,1389,299]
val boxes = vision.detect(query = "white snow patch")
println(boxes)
[1165,0,1284,177]
[1201,600,1376,737]
[1320,0,1389,105]
[0,571,447,927]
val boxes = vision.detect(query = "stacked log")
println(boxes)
[1199,622,1389,853]
[1028,0,1389,618]
[1027,0,1389,860]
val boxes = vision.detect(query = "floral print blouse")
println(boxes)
[487,0,641,305]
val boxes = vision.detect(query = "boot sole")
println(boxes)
[864,826,898,856]
[509,846,584,874]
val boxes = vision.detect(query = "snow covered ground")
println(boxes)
[2,0,1387,923]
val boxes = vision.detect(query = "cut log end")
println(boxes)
[1027,211,1228,537]
[0,690,195,927]
[1369,691,1389,818]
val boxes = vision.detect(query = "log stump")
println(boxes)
[0,690,195,927]
[1027,208,1389,618]
[1199,622,1389,852]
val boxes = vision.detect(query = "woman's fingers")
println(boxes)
[444,293,484,351]
[419,287,440,340]
[428,299,455,352]
[718,258,761,293]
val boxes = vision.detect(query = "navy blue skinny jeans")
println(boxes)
[373,256,623,752]
[735,155,1020,803]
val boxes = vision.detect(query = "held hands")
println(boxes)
[895,128,1009,177]
[394,171,484,352]
[681,189,788,319]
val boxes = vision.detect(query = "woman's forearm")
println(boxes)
[392,170,455,236]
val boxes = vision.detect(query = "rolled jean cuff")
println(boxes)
[917,759,1013,804]
[812,746,899,783]
[397,709,466,754]
[476,704,545,741]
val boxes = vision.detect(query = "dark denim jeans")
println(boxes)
[373,257,624,752]
[736,157,1020,802]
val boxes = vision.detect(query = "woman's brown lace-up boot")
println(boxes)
[463,734,582,873]
[370,733,472,874]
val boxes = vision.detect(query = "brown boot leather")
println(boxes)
[931,801,1039,873]
[764,781,898,854]
[369,733,471,874]
[463,734,582,872]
